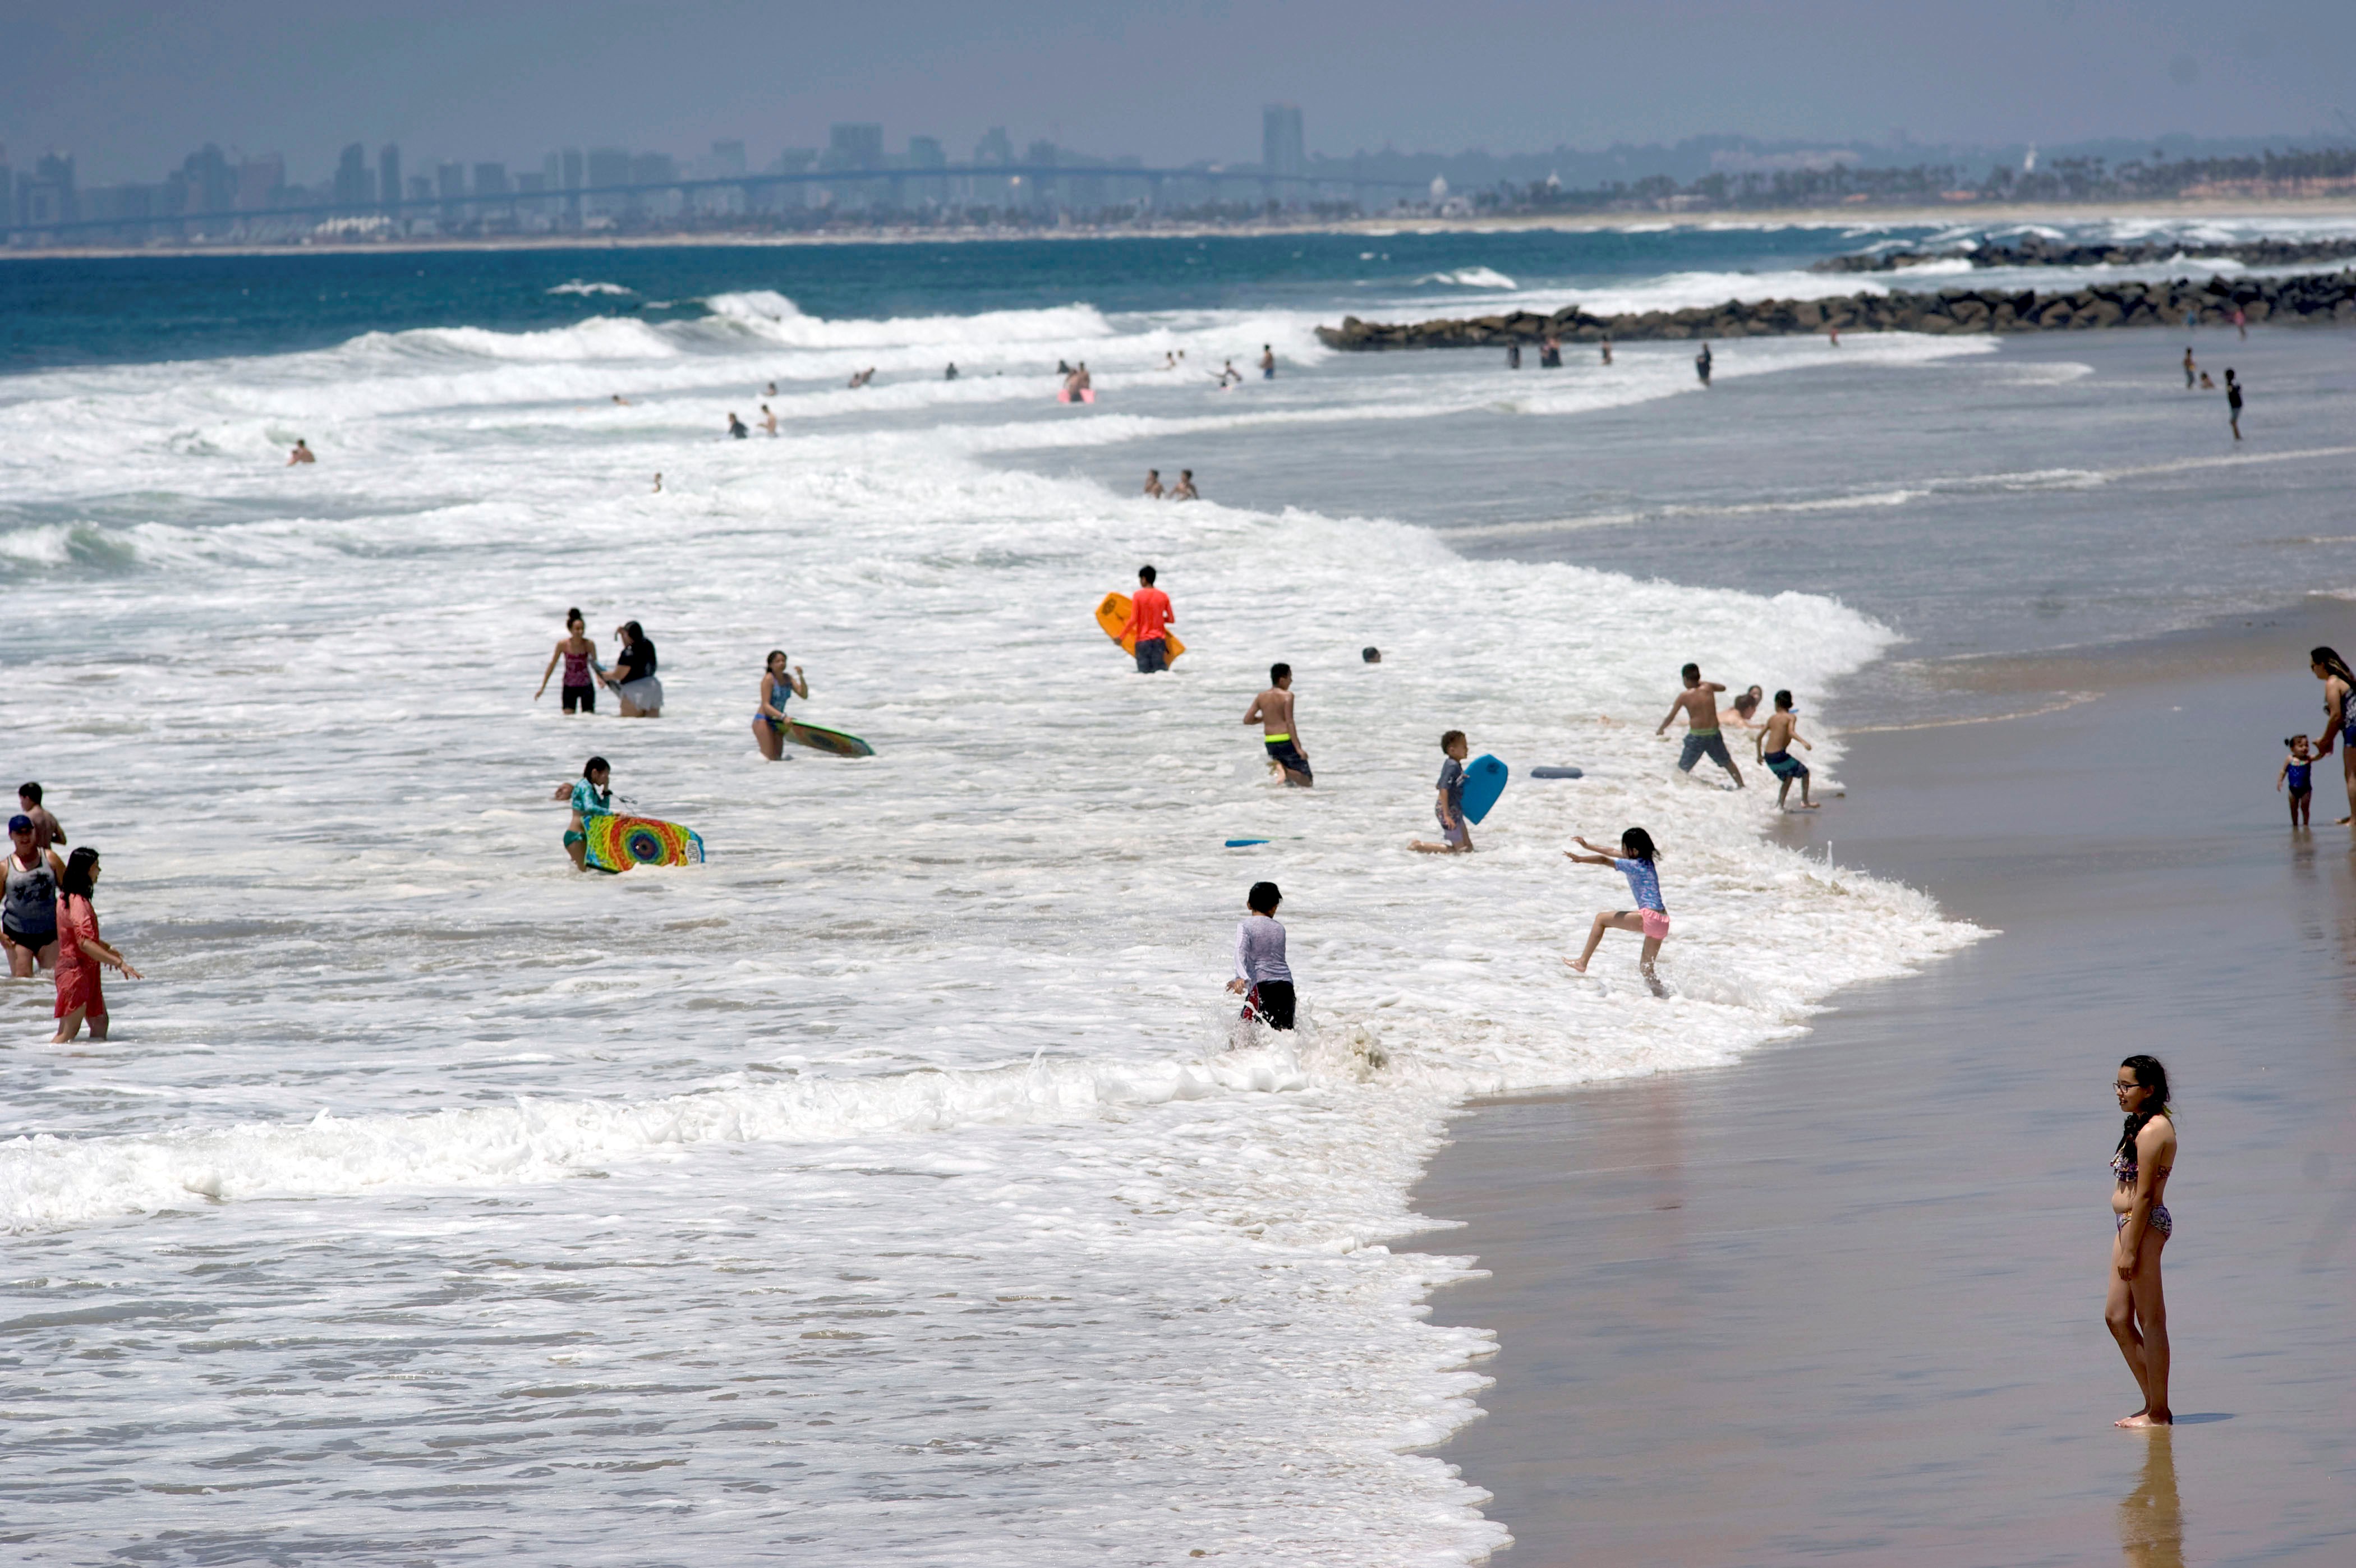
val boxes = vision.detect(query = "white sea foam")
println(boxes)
[0,289,1987,1562]
[1411,266,1518,289]
[546,278,637,296]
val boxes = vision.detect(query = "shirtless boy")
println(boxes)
[1658,663,1743,787]
[1757,689,1817,810]
[1245,664,1313,787]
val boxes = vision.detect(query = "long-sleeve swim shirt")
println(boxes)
[1234,914,1292,983]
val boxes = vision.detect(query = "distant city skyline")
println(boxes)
[8,0,2354,187]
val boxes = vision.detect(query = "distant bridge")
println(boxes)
[1,164,1429,243]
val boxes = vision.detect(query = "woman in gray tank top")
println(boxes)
[4,813,64,976]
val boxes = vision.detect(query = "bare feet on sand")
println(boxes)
[2116,1409,2173,1428]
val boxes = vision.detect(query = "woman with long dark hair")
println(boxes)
[49,847,140,1043]
[604,621,662,718]
[2309,647,2356,824]
[2106,1054,2177,1428]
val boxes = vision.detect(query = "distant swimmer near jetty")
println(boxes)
[558,756,613,872]
[286,438,315,465]
[1757,689,1817,810]
[752,649,809,761]
[2225,369,2243,440]
[2308,645,2356,822]
[1562,828,1667,986]
[1260,344,1276,380]
[1695,342,1713,386]
[2107,1055,2178,1428]
[2183,346,2197,388]
[1600,335,1613,365]
[1245,663,1312,787]
[1659,663,1743,788]
[944,362,959,380]
[1225,880,1295,1032]
[1128,565,1174,673]
[533,607,600,714]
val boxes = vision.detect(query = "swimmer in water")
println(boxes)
[760,404,778,435]
[16,783,65,852]
[1171,469,1199,501]
[765,382,777,396]
[556,756,614,871]
[3,814,65,979]
[1659,663,1743,788]
[533,608,601,714]
[1757,689,1817,810]
[2107,1055,2178,1428]
[652,472,662,493]
[1600,335,1614,365]
[1260,344,1276,380]
[1695,342,1713,385]
[611,394,631,406]
[286,439,315,465]
[2279,733,2316,827]
[1142,468,1165,499]
[944,362,959,380]
[752,649,809,761]
[1245,663,1312,787]
[1224,880,1295,1032]
[1562,828,1668,983]
[728,411,749,439]
[49,847,138,1042]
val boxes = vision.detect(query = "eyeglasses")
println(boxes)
[2113,1082,2144,1094]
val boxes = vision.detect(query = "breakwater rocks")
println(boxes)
[1313,270,2356,350]
[1814,234,2356,273]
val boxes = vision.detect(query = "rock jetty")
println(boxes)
[1313,270,2356,350]
[1814,235,2356,273]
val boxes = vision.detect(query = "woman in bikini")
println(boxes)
[751,650,809,761]
[2106,1054,2177,1428]
[2308,646,2356,824]
[533,608,600,713]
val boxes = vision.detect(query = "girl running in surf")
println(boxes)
[1563,828,1668,982]
[752,650,809,761]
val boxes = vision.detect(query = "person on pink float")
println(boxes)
[50,847,139,1043]
[1562,827,1668,983]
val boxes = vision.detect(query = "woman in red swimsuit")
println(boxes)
[50,847,140,1043]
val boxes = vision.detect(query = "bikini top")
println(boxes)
[2111,1155,2173,1187]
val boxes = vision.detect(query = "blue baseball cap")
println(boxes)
[6,815,30,833]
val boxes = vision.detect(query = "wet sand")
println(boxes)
[1406,600,2356,1564]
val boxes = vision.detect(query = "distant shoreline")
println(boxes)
[10,196,2356,263]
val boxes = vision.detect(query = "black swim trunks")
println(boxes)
[562,684,596,713]
[1244,980,1296,1031]
[1264,737,1313,782]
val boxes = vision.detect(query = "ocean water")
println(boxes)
[0,220,2337,1563]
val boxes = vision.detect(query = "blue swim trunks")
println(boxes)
[1678,729,1734,773]
[1764,749,1809,780]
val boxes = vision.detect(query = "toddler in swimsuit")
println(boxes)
[2279,734,2315,827]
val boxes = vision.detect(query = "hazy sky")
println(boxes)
[10,0,2355,183]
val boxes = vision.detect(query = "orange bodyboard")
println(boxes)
[1094,592,1185,662]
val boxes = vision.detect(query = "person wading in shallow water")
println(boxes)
[2308,646,2356,824]
[2106,1054,2178,1429]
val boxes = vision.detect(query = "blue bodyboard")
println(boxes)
[1461,755,1509,823]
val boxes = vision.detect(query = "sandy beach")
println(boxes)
[1406,600,2356,1563]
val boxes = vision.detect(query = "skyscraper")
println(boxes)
[825,124,884,170]
[378,144,402,214]
[1263,104,1306,180]
[334,142,372,211]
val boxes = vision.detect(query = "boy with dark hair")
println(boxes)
[1757,690,1817,811]
[1410,731,1474,853]
[1658,664,1742,788]
[1129,565,1174,673]
[17,784,65,852]
[1244,664,1312,786]
[1224,881,1295,1031]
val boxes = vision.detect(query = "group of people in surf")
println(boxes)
[4,783,137,1045]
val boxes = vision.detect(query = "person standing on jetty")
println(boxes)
[1695,343,1713,385]
[1128,565,1174,673]
[2309,646,2356,822]
[1244,664,1312,787]
[1225,881,1295,1032]
[1659,664,1743,787]
[2107,1055,2178,1429]
[2225,369,2244,440]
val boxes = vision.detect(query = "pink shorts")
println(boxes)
[1639,909,1671,941]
